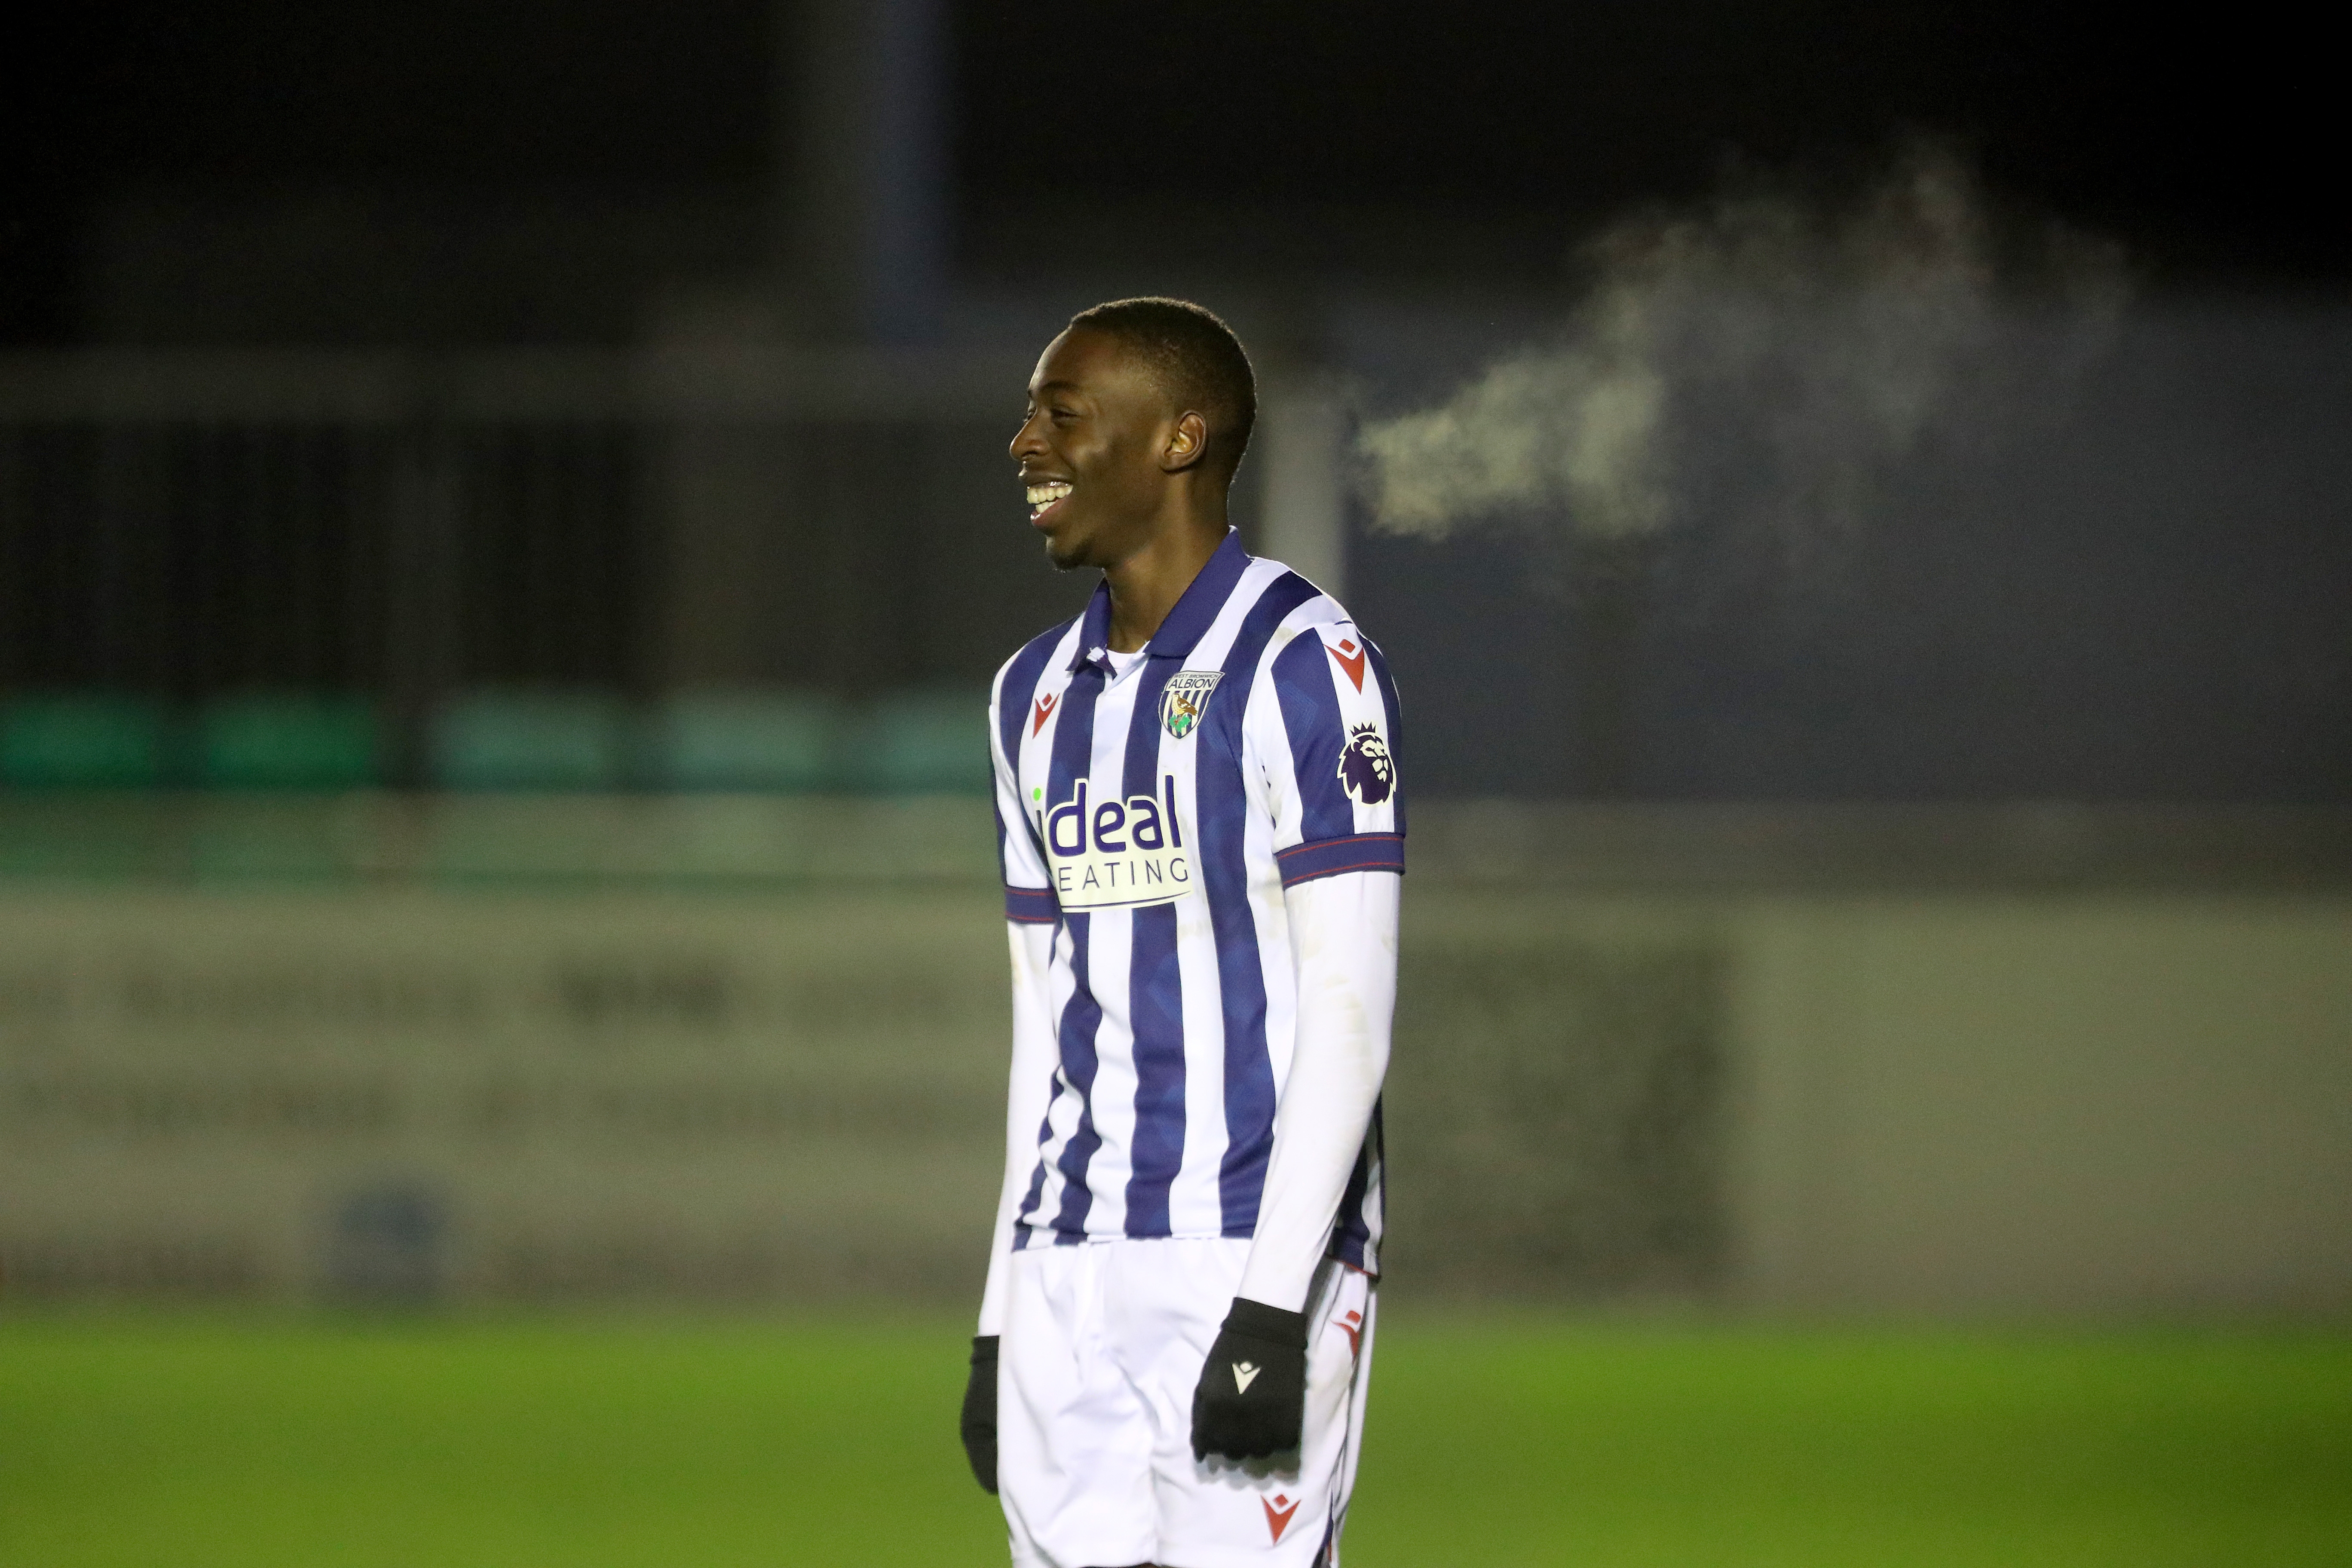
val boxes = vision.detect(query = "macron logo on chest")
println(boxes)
[1032,692,1057,735]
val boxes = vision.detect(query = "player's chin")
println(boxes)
[1041,524,1092,572]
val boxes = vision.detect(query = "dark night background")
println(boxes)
[4,2,2339,340]
[0,2,2343,799]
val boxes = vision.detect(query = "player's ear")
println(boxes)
[1161,411,1209,475]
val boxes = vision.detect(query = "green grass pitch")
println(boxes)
[3,1311,2346,1566]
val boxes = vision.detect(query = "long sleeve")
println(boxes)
[980,654,1061,1334]
[978,917,1059,1335]
[1235,867,1399,1311]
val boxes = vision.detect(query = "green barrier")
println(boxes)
[651,692,840,792]
[0,697,170,788]
[846,689,990,795]
[197,696,379,790]
[0,688,995,797]
[430,691,627,791]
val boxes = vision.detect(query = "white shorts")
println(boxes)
[999,1237,1375,1568]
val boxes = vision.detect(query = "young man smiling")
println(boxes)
[959,298,1403,1568]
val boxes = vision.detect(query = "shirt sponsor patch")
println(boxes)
[1158,671,1221,740]
[1043,775,1196,911]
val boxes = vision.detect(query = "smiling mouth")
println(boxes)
[1026,480,1072,522]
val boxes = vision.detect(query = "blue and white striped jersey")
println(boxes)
[989,531,1403,1271]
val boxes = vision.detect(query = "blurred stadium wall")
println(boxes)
[3,796,2346,1316]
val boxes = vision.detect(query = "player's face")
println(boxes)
[1010,327,1178,571]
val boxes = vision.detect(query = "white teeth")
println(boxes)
[1025,481,1073,507]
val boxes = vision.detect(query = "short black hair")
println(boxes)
[1067,297,1257,483]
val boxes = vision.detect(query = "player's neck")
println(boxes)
[1100,508,1227,655]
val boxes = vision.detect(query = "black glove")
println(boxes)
[1189,1298,1309,1461]
[960,1335,999,1493]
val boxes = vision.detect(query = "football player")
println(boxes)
[962,298,1403,1568]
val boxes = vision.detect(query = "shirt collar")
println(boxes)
[1066,530,1251,672]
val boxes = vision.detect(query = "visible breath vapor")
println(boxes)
[1356,145,2128,560]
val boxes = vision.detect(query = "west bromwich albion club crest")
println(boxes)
[1159,671,1222,740]
[1338,723,1395,805]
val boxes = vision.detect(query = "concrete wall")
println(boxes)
[1730,896,2352,1314]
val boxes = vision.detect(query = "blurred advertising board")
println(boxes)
[0,888,1009,1303]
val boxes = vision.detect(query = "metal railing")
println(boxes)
[0,346,1084,787]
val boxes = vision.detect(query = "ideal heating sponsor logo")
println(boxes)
[1042,776,1193,911]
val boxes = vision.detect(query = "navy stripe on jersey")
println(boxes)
[1046,663,1105,827]
[1270,632,1359,844]
[996,626,1063,867]
[1368,641,1409,840]
[1023,661,1109,1238]
[1122,654,1187,1235]
[1276,833,1406,886]
[1047,912,1106,1242]
[1147,529,1250,653]
[1201,570,1320,1235]
[1124,903,1185,1233]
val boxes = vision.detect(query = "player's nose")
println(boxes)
[1009,411,1048,464]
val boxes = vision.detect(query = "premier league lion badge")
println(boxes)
[1159,671,1222,740]
[1337,723,1395,805]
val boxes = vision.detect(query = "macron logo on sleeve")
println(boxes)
[1326,635,1367,692]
